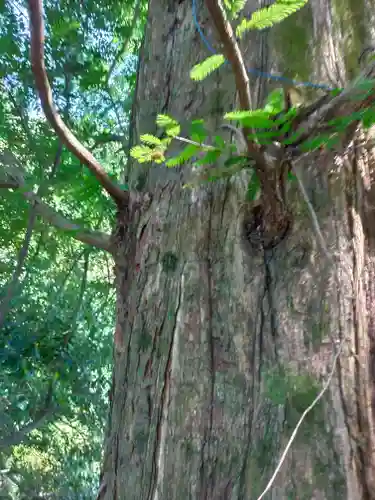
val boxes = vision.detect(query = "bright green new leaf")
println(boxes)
[224,0,246,18]
[236,0,308,38]
[165,125,181,137]
[264,88,285,114]
[156,114,181,137]
[190,54,225,81]
[140,134,163,146]
[130,145,155,163]
[156,114,178,128]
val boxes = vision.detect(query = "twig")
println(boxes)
[175,135,214,149]
[256,339,345,500]
[292,161,333,261]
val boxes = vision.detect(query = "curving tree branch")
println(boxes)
[205,0,266,168]
[0,155,112,253]
[0,381,56,449]
[27,0,128,204]
[23,191,112,251]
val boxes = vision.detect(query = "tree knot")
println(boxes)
[241,201,292,251]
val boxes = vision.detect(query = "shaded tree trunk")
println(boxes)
[99,0,375,498]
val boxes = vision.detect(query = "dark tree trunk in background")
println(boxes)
[99,0,375,498]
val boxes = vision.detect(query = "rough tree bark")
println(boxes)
[99,0,375,498]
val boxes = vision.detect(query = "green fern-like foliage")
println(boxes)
[156,114,181,137]
[224,0,246,18]
[130,132,172,164]
[195,148,222,167]
[190,119,209,143]
[130,144,166,164]
[224,109,277,128]
[139,134,163,146]
[165,144,199,167]
[190,54,225,81]
[263,88,286,114]
[236,0,308,38]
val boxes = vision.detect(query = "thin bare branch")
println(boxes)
[0,159,112,252]
[27,0,127,203]
[0,382,56,449]
[292,161,333,261]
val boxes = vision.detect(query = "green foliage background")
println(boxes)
[0,0,146,497]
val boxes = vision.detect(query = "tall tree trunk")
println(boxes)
[99,1,375,498]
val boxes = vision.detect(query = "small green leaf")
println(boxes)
[362,108,375,128]
[264,88,285,114]
[190,120,208,143]
[287,170,296,181]
[330,88,342,97]
[190,54,225,81]
[156,114,179,128]
[166,125,181,137]
[224,0,246,18]
[130,145,154,163]
[214,135,226,149]
[299,135,330,152]
[224,109,276,128]
[194,149,221,167]
[140,134,163,146]
[156,115,181,137]
[246,172,261,201]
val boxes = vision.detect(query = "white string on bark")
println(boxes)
[256,339,344,500]
[292,162,333,261]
